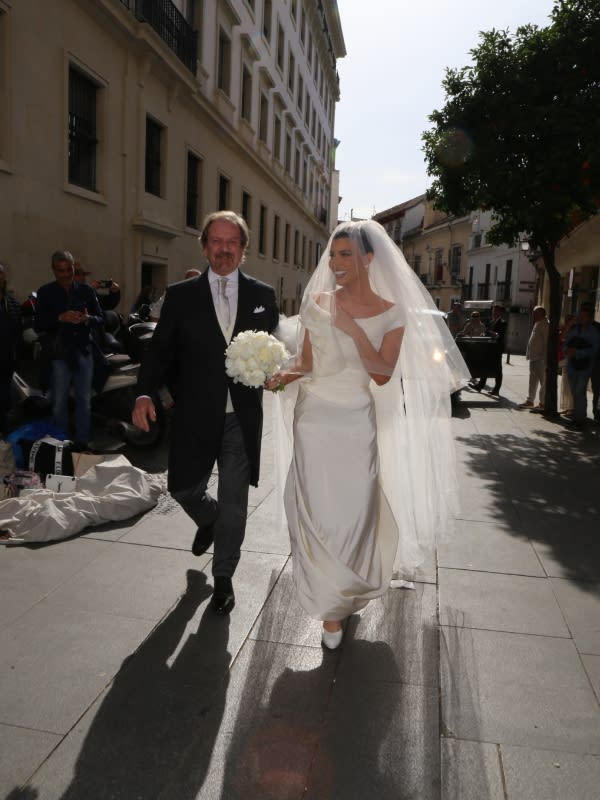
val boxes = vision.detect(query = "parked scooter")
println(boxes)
[10,312,165,448]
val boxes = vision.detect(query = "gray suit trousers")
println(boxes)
[172,412,250,578]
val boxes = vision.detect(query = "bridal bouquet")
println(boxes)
[225,330,289,389]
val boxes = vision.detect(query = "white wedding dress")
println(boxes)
[284,297,405,621]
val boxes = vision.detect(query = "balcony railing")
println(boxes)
[121,0,197,74]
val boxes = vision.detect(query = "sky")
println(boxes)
[335,0,557,220]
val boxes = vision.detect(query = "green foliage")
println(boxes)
[423,0,600,251]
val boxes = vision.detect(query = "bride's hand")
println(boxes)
[332,307,359,337]
[265,372,286,391]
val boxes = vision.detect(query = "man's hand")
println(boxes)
[58,310,85,324]
[132,397,157,432]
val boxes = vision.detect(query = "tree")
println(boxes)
[423,0,600,414]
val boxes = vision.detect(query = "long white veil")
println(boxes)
[273,219,470,579]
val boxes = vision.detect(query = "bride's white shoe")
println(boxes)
[321,625,343,650]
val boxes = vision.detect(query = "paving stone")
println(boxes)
[440,627,600,753]
[0,723,61,798]
[172,638,338,800]
[527,525,600,583]
[221,550,288,660]
[305,679,440,800]
[22,573,232,799]
[550,578,600,654]
[249,561,323,649]
[439,569,570,637]
[582,654,600,703]
[44,542,211,621]
[337,583,439,688]
[0,538,110,629]
[441,738,504,800]
[502,745,600,800]
[80,511,147,541]
[0,602,156,734]
[119,506,198,551]
[244,490,292,556]
[438,519,544,577]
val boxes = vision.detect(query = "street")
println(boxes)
[1,355,599,799]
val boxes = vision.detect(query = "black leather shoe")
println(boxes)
[191,507,219,557]
[211,576,235,615]
[192,522,215,557]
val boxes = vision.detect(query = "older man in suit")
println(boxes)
[133,211,279,614]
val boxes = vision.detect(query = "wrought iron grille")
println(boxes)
[121,0,197,73]
[68,67,98,191]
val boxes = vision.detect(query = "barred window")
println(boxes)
[186,152,201,229]
[241,64,252,122]
[145,117,163,196]
[259,92,269,142]
[259,205,267,255]
[272,214,280,260]
[217,28,231,95]
[68,67,98,191]
[218,174,230,210]
[242,191,252,226]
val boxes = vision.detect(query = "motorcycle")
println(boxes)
[10,311,166,448]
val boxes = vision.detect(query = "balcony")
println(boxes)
[121,0,197,74]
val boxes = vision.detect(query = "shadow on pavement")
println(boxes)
[457,429,600,591]
[22,569,231,800]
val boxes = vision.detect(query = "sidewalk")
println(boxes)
[0,355,598,799]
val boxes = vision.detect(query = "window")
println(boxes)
[301,234,306,268]
[276,24,285,71]
[217,28,231,95]
[413,254,421,274]
[434,249,443,282]
[273,113,282,161]
[284,132,292,172]
[242,190,252,226]
[293,229,299,265]
[145,117,163,196]
[290,0,297,22]
[288,51,295,94]
[68,67,98,191]
[241,63,252,122]
[307,31,313,68]
[259,204,267,254]
[259,92,269,142]
[218,174,230,210]
[302,155,308,194]
[186,152,201,228]
[284,223,290,263]
[300,7,306,46]
[450,245,462,276]
[308,240,313,271]
[272,214,280,259]
[297,74,303,112]
[304,93,310,126]
[262,0,272,42]
[294,145,300,185]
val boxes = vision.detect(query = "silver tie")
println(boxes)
[217,276,230,327]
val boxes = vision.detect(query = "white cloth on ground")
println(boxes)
[0,455,166,544]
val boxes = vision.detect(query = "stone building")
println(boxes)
[0,0,346,313]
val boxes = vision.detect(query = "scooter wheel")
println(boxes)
[121,416,163,448]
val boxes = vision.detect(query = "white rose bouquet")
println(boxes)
[225,330,290,389]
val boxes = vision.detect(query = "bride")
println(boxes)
[267,221,468,649]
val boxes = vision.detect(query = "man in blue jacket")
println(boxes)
[35,251,103,449]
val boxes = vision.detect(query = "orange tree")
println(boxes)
[422,0,600,414]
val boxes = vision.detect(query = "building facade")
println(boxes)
[0,0,346,313]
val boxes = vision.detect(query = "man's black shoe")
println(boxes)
[192,522,215,557]
[211,576,235,615]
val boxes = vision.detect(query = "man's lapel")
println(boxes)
[233,271,250,336]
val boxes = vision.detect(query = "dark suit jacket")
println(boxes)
[487,316,507,351]
[137,270,279,492]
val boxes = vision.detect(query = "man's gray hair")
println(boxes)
[51,250,74,267]
[200,211,250,250]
